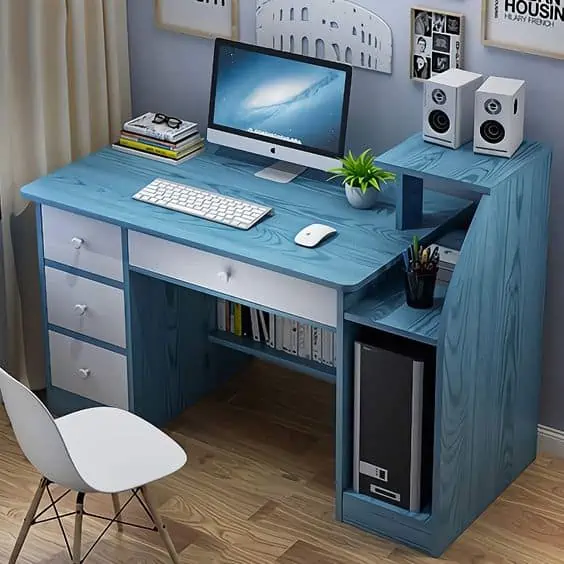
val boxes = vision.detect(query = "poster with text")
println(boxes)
[483,0,564,59]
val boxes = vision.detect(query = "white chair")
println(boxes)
[0,368,187,563]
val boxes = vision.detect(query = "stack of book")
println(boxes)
[113,112,204,164]
[216,299,336,368]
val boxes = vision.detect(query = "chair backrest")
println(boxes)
[0,368,89,491]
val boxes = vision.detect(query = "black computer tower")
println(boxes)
[353,331,435,512]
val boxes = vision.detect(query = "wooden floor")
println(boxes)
[1,361,564,563]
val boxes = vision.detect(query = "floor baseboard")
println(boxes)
[538,424,564,459]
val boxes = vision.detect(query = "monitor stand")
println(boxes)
[255,161,307,184]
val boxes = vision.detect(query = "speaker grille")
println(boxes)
[428,110,450,135]
[484,98,502,116]
[480,120,505,144]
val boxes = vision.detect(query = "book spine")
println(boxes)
[290,320,298,356]
[123,124,173,142]
[217,299,226,331]
[234,304,242,337]
[312,327,321,362]
[275,316,284,350]
[268,313,276,348]
[119,136,184,158]
[230,302,235,334]
[298,324,312,360]
[321,329,334,366]
[250,309,260,342]
[258,311,269,343]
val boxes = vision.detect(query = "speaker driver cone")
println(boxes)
[480,120,505,144]
[428,110,450,134]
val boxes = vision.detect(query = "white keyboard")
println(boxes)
[133,178,272,230]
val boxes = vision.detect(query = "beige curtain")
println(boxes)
[0,0,131,388]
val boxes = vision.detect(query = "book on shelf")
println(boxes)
[123,112,198,143]
[216,300,336,368]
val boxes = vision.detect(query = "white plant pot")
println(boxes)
[344,183,380,209]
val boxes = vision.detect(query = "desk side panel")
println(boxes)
[434,150,551,550]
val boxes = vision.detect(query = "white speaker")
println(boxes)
[423,69,484,150]
[473,77,525,158]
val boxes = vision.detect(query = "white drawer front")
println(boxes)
[42,206,123,282]
[45,267,126,348]
[128,231,337,327]
[49,331,128,409]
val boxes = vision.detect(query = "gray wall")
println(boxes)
[127,0,564,429]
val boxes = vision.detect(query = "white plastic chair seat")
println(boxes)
[55,407,187,493]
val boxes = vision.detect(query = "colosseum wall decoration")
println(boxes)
[256,0,393,74]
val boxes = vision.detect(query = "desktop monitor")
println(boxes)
[207,39,352,183]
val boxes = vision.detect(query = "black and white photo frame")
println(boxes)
[410,7,464,81]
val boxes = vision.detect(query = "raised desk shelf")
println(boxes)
[345,278,446,346]
[208,330,336,384]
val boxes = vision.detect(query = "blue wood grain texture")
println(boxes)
[345,272,446,346]
[432,147,552,552]
[48,324,126,356]
[397,175,423,230]
[376,133,546,195]
[43,259,124,289]
[342,492,435,555]
[47,386,104,416]
[208,331,336,383]
[129,271,218,427]
[121,229,135,413]
[35,205,52,389]
[20,145,472,291]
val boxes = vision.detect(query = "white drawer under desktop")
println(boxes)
[49,331,128,410]
[42,206,123,282]
[128,231,337,327]
[45,267,126,348]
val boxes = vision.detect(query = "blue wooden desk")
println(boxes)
[21,136,551,556]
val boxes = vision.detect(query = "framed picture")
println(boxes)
[482,0,564,60]
[154,0,239,40]
[410,7,464,81]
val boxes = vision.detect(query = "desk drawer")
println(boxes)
[128,231,337,327]
[49,331,128,409]
[45,267,126,348]
[42,206,123,281]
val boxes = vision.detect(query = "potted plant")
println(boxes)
[328,149,396,209]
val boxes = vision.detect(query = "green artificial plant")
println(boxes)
[328,149,396,193]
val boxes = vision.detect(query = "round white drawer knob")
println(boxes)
[71,237,84,249]
[74,304,88,316]
[78,368,91,379]
[217,270,231,283]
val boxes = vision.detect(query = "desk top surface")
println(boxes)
[22,144,473,291]
[376,134,550,195]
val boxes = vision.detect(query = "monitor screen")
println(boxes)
[208,40,351,159]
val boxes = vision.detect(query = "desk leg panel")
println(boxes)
[128,271,242,427]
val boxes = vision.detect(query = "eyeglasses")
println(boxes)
[152,113,182,129]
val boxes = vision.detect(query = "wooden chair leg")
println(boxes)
[111,493,124,532]
[140,485,179,564]
[73,492,85,564]
[9,476,49,564]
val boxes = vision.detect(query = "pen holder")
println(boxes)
[404,268,437,309]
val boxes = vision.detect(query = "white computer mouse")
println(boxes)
[294,224,337,248]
